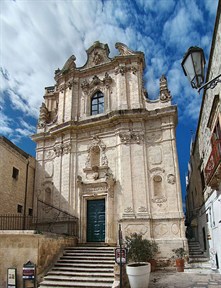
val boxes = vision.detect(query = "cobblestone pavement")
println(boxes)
[149,269,221,288]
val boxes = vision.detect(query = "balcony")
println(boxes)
[205,140,221,189]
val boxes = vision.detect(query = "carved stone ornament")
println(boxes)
[61,55,76,74]
[93,50,103,65]
[53,141,72,157]
[119,131,144,144]
[138,206,147,212]
[167,174,176,184]
[45,150,55,159]
[124,207,134,213]
[114,65,137,76]
[81,73,112,94]
[115,42,138,56]
[38,103,50,128]
[159,75,172,102]
[152,196,167,204]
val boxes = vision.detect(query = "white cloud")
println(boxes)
[0,112,13,135]
[0,0,218,145]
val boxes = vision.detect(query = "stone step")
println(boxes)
[189,256,209,263]
[54,262,114,268]
[39,245,115,288]
[39,280,113,288]
[48,271,114,277]
[62,254,114,259]
[52,267,114,273]
[44,275,114,282]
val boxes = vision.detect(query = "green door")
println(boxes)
[87,199,105,242]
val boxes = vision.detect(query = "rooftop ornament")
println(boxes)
[181,46,221,93]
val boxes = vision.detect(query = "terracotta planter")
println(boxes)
[176,258,184,272]
[149,259,157,272]
[126,262,151,288]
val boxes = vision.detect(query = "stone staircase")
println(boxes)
[186,240,211,270]
[39,246,115,288]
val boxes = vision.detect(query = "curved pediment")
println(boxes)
[82,41,111,69]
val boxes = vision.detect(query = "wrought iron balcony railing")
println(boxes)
[205,139,221,189]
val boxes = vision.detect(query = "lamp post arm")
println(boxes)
[198,73,221,93]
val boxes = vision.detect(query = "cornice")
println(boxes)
[32,106,177,140]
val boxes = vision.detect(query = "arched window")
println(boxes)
[91,91,104,115]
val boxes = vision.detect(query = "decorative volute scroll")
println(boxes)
[159,75,172,102]
[61,55,76,74]
[38,103,50,128]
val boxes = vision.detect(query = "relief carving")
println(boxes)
[124,207,134,213]
[81,73,112,94]
[119,131,144,144]
[138,206,147,212]
[167,174,176,184]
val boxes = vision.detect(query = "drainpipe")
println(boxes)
[23,158,29,229]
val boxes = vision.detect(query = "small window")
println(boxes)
[28,208,33,216]
[12,167,19,179]
[91,91,104,115]
[17,204,23,213]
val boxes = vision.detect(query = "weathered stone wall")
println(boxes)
[0,231,77,288]
[0,137,35,216]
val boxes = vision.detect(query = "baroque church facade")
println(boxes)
[32,41,186,257]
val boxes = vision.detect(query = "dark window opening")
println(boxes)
[91,91,104,115]
[12,167,19,179]
[28,208,33,216]
[17,204,23,213]
[200,170,205,191]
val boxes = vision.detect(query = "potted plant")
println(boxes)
[125,233,158,288]
[172,247,186,272]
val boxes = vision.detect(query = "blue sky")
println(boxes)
[0,0,219,206]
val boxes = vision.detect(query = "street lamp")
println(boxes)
[181,46,221,92]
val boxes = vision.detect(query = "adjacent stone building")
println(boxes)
[186,1,221,272]
[32,42,186,258]
[0,136,35,217]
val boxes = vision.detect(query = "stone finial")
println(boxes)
[159,75,172,102]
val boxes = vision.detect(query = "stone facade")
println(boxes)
[0,136,35,216]
[186,2,221,272]
[32,42,186,259]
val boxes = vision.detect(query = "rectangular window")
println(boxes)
[28,208,33,216]
[17,204,23,213]
[12,167,19,179]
